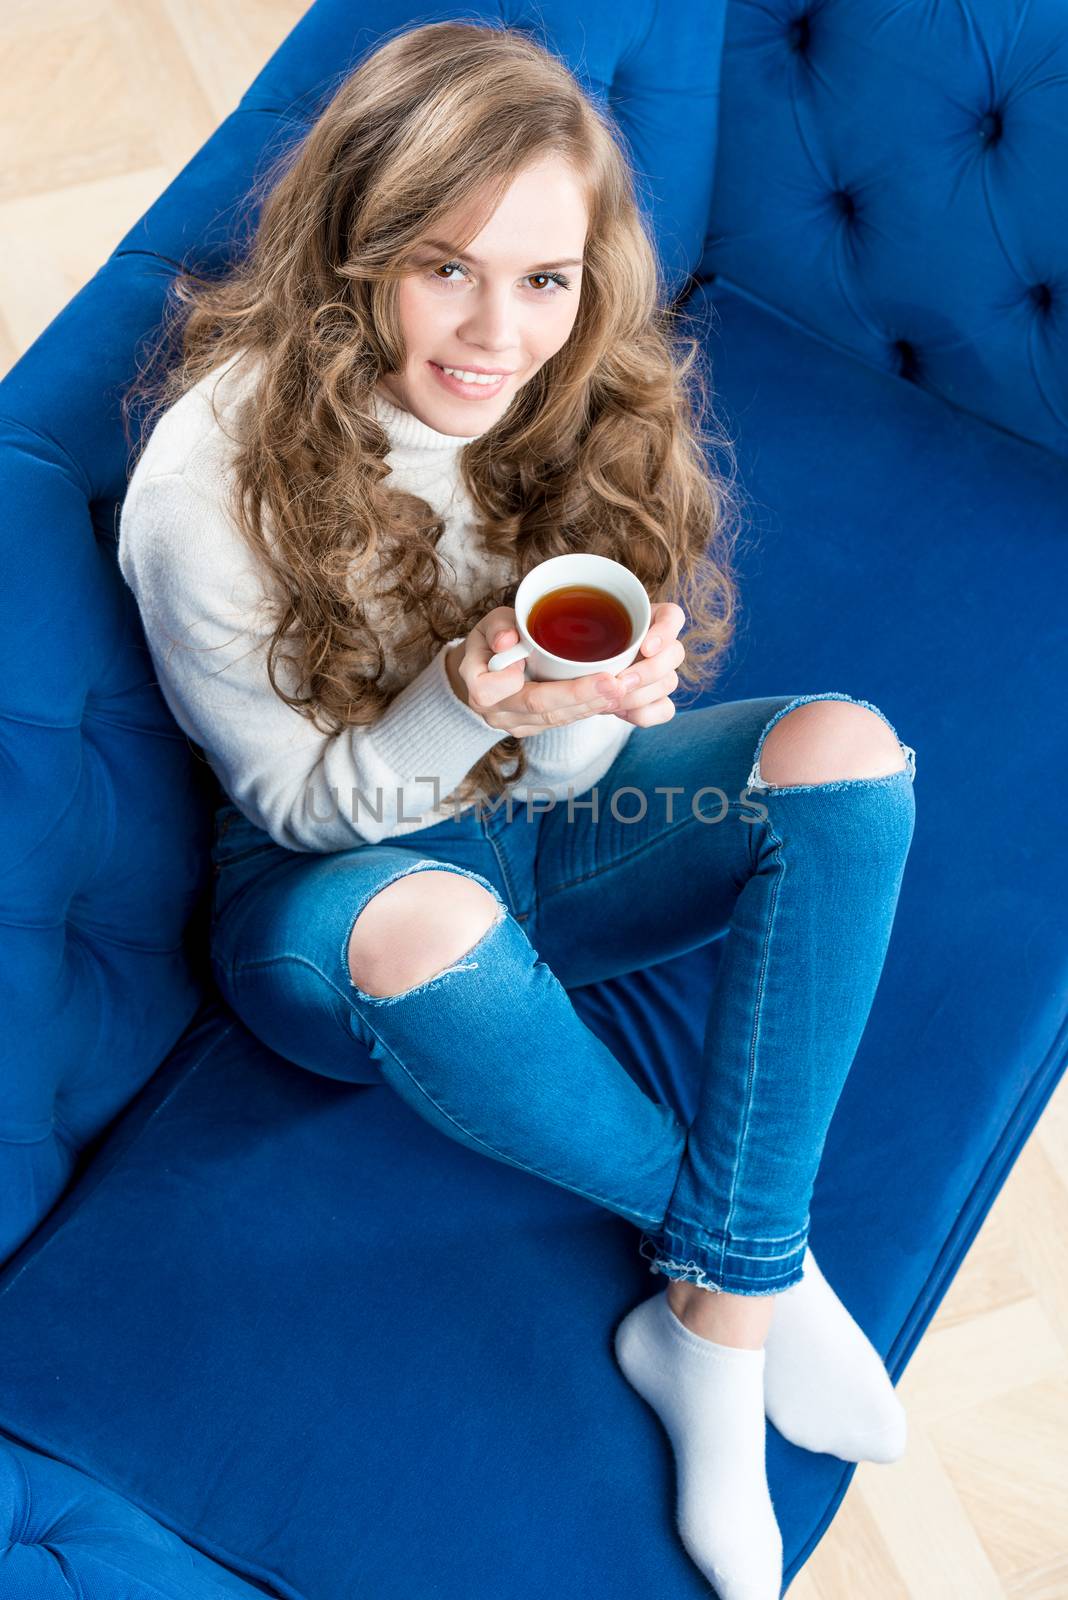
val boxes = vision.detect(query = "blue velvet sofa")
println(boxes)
[2,2,1066,1596]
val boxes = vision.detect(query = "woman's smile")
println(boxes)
[427,360,514,400]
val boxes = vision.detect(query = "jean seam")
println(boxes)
[537,799,749,904]
[484,828,527,924]
[640,1247,805,1290]
[230,947,664,1226]
[644,1222,811,1256]
[671,1241,807,1264]
[723,807,784,1249]
[211,859,291,988]
[214,843,278,869]
[640,1232,808,1282]
[664,1215,810,1247]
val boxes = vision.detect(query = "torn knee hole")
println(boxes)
[346,876,506,999]
[747,695,915,791]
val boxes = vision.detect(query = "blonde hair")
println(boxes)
[124,17,745,807]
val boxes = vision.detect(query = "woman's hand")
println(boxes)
[449,601,687,735]
[449,607,637,737]
[606,601,687,727]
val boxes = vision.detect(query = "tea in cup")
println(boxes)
[487,553,650,682]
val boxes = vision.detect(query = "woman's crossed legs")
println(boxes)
[211,689,916,1598]
[213,691,917,1311]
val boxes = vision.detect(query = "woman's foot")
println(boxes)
[614,1291,783,1599]
[762,1245,907,1463]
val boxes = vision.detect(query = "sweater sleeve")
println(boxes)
[517,716,636,794]
[117,468,510,851]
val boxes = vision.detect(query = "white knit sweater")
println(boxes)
[118,348,635,851]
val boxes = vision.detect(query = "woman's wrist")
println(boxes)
[444,640,471,708]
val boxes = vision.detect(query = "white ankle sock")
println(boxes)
[614,1290,783,1599]
[763,1245,907,1463]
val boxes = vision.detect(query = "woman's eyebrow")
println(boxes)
[419,238,584,271]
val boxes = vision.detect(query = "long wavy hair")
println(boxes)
[123,17,746,808]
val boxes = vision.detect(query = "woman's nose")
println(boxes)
[458,287,520,349]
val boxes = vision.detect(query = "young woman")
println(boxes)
[121,20,917,1597]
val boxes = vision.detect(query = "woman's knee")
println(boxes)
[756,698,910,788]
[346,869,505,999]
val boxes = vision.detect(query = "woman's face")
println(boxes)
[377,153,588,435]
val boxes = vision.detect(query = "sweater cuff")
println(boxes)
[517,715,631,781]
[368,638,510,789]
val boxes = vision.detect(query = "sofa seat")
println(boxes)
[1,277,1065,1597]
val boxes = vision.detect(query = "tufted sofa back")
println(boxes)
[0,0,727,1263]
[698,0,1068,461]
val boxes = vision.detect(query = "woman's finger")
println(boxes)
[618,694,677,728]
[656,601,687,638]
[612,640,685,696]
[608,665,679,718]
[464,610,528,708]
[514,671,621,724]
[470,662,527,709]
[641,601,685,656]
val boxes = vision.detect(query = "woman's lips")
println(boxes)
[428,360,510,400]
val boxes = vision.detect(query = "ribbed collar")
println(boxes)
[370,383,483,454]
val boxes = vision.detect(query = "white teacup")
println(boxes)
[487,553,651,682]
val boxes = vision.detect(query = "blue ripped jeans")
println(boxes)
[209,692,917,1297]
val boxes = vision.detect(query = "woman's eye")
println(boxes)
[527,271,571,294]
[429,261,571,295]
[431,262,467,285]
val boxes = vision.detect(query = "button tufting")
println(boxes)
[893,339,920,381]
[1029,283,1053,312]
[977,109,1003,144]
[788,15,811,53]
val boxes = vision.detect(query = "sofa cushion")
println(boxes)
[0,1000,732,1600]
[0,1435,279,1599]
[699,0,1068,461]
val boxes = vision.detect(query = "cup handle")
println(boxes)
[487,641,533,672]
